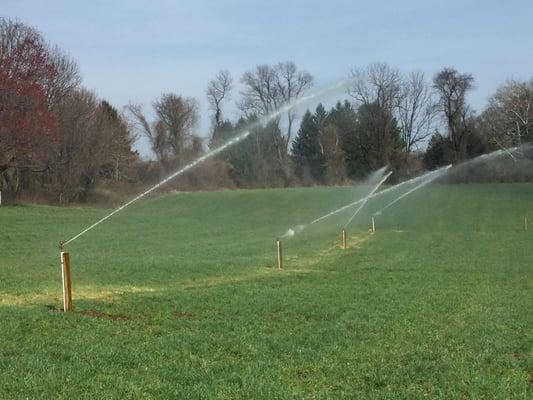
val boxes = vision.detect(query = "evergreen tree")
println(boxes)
[209,120,235,149]
[326,101,357,178]
[343,102,404,178]
[291,104,328,182]
[211,117,288,187]
[424,133,452,169]
[211,118,257,186]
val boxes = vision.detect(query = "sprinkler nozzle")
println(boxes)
[59,240,64,252]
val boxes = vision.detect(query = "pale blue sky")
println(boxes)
[3,0,533,154]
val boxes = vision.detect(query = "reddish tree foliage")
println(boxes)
[0,36,58,184]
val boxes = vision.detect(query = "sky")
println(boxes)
[3,0,533,156]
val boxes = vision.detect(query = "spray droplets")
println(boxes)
[62,80,351,247]
[343,170,392,228]
[281,224,305,239]
[282,229,295,238]
[277,144,528,241]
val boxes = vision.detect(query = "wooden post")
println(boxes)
[342,229,347,249]
[276,239,283,269]
[60,251,73,312]
[371,216,375,234]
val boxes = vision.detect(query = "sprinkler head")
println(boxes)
[59,240,65,252]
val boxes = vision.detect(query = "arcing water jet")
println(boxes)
[279,165,451,240]
[280,224,305,239]
[375,165,452,216]
[307,164,453,227]
[372,144,529,218]
[339,170,392,248]
[62,79,352,247]
[277,144,530,252]
[63,131,251,246]
[344,171,392,228]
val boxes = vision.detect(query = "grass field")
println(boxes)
[0,184,532,399]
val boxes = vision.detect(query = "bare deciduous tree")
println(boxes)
[239,62,314,158]
[348,63,402,163]
[126,94,199,170]
[53,90,136,202]
[433,67,475,161]
[397,71,437,153]
[206,70,232,129]
[45,45,81,106]
[153,94,199,158]
[319,124,346,183]
[483,79,533,150]
[349,63,402,110]
[126,103,164,162]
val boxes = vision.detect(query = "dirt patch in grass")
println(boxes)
[45,305,64,312]
[174,311,194,319]
[46,305,131,321]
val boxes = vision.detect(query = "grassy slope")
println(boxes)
[0,184,531,399]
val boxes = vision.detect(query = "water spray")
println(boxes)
[343,171,392,229]
[280,224,304,239]
[335,170,391,250]
[62,79,353,247]
[278,144,530,244]
[451,144,524,172]
[258,78,350,126]
[278,165,452,241]
[371,216,375,234]
[375,165,452,216]
[308,165,452,228]
[63,131,251,246]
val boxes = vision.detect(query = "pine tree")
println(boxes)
[291,104,328,182]
[338,101,404,178]
[326,101,357,179]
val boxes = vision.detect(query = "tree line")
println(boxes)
[1,18,532,204]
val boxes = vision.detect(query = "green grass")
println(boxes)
[0,184,532,399]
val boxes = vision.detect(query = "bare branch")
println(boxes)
[206,70,233,128]
[397,71,438,152]
[432,67,475,161]
[238,61,314,167]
